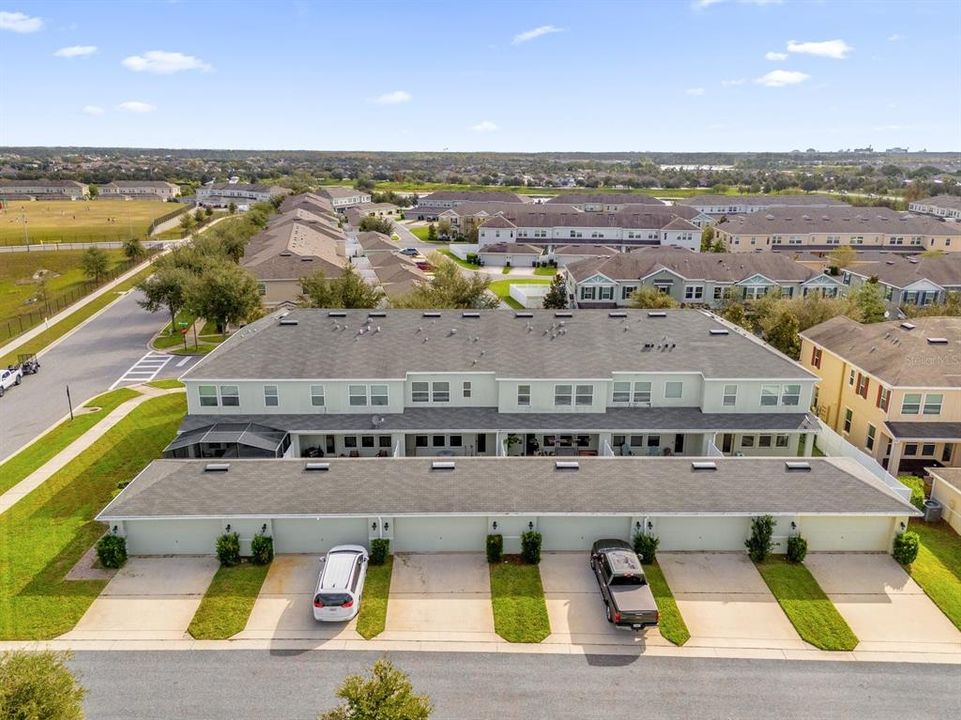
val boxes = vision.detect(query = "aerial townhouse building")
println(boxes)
[800,316,961,476]
[839,254,961,309]
[196,182,291,208]
[416,190,526,209]
[564,248,843,308]
[714,206,961,254]
[315,186,372,210]
[544,193,667,211]
[679,194,849,218]
[98,180,181,200]
[0,179,88,199]
[98,308,917,557]
[908,195,961,220]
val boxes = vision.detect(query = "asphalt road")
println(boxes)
[70,650,960,720]
[0,288,196,461]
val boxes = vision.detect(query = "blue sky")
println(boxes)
[0,0,959,151]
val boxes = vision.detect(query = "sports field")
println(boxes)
[0,199,174,245]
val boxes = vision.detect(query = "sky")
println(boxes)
[0,0,959,152]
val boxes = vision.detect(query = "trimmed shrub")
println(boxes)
[370,538,390,566]
[521,531,542,565]
[95,534,127,569]
[893,531,920,566]
[745,514,776,563]
[486,534,504,563]
[0,650,86,720]
[251,534,274,565]
[786,534,808,564]
[898,475,926,511]
[216,532,241,567]
[633,533,660,564]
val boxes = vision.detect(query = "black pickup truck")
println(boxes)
[590,539,659,630]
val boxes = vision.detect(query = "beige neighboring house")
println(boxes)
[927,468,961,533]
[356,231,429,300]
[800,316,961,476]
[197,183,291,208]
[908,195,961,220]
[316,186,371,209]
[0,179,88,199]
[680,194,849,216]
[715,206,961,253]
[98,180,181,200]
[416,190,526,209]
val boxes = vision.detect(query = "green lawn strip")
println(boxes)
[0,393,186,640]
[898,475,926,510]
[489,559,550,643]
[533,266,557,276]
[488,278,550,309]
[436,249,480,270]
[0,387,140,496]
[906,520,961,631]
[0,263,156,366]
[145,379,184,390]
[642,562,690,646]
[755,557,858,651]
[356,556,394,639]
[409,226,431,242]
[187,561,270,640]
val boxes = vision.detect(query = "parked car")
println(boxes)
[590,539,659,630]
[312,544,369,622]
[400,247,420,256]
[0,365,23,398]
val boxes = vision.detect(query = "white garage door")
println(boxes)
[393,517,487,552]
[801,516,895,552]
[656,517,750,551]
[273,518,370,554]
[125,519,223,555]
[538,516,632,551]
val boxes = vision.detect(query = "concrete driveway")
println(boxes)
[658,553,805,650]
[236,555,361,641]
[382,554,495,642]
[62,557,218,640]
[806,553,961,653]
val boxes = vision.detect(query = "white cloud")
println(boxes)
[765,51,787,61]
[121,50,211,74]
[470,120,499,133]
[0,11,42,33]
[786,39,852,59]
[116,101,156,113]
[512,25,563,45]
[721,78,746,86]
[755,70,810,87]
[54,45,97,58]
[685,87,705,96]
[887,33,902,42]
[81,105,105,116]
[371,90,412,105]
[693,0,782,9]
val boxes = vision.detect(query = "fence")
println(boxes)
[814,418,912,502]
[0,252,157,345]
[146,202,194,235]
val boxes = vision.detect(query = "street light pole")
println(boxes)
[66,384,74,421]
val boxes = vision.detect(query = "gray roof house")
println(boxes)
[839,253,961,309]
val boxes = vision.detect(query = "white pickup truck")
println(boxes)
[0,365,23,398]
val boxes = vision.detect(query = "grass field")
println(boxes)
[488,278,551,309]
[356,557,394,640]
[188,561,271,640]
[643,562,690,646]
[489,559,551,643]
[0,200,176,246]
[907,519,961,631]
[0,393,185,640]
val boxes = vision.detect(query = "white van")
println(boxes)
[312,545,369,622]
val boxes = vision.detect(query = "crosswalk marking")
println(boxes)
[110,351,172,389]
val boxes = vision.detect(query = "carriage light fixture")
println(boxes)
[528,521,534,531]
[492,521,498,530]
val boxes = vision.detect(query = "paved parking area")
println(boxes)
[62,557,218,640]
[382,554,495,642]
[658,553,806,650]
[806,553,961,653]
[237,555,361,641]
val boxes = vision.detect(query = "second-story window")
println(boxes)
[264,385,278,407]
[761,384,780,406]
[612,382,631,404]
[876,386,890,411]
[517,384,531,406]
[199,385,218,407]
[370,384,389,406]
[554,384,573,406]
[220,385,239,407]
[664,381,683,399]
[923,393,943,416]
[412,382,429,403]
[349,385,368,407]
[723,384,738,407]
[432,381,450,403]
[811,347,822,368]
[310,385,325,407]
[634,382,652,403]
[575,385,593,406]
[781,384,801,406]
[463,381,472,399]
[901,393,922,415]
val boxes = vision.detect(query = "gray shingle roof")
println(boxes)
[680,194,849,209]
[846,254,961,289]
[884,422,961,440]
[929,467,961,493]
[913,195,961,211]
[182,309,816,381]
[716,206,961,237]
[97,456,917,520]
[546,193,666,206]
[419,190,526,205]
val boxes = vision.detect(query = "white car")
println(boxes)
[0,366,22,397]
[312,545,369,622]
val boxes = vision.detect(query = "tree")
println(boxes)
[436,219,452,238]
[628,286,680,309]
[904,290,961,318]
[0,650,86,720]
[354,175,376,192]
[122,237,146,262]
[300,265,383,308]
[184,262,262,337]
[137,263,192,334]
[393,254,498,309]
[827,244,856,270]
[426,223,437,242]
[87,184,99,199]
[358,216,394,234]
[851,281,887,323]
[204,206,214,218]
[542,273,568,309]
[179,211,196,238]
[722,300,748,327]
[758,306,801,357]
[227,201,237,215]
[319,658,431,720]
[699,225,716,253]
[80,247,110,284]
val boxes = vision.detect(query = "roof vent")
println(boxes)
[204,463,230,472]
[304,462,330,472]
[554,312,573,318]
[514,312,534,318]
[422,311,441,318]
[709,328,730,336]
[927,337,948,345]
[608,311,627,318]
[900,322,916,330]
[368,311,386,318]
[327,311,347,317]
[785,461,811,471]
[462,311,480,318]
[555,460,580,470]
[278,317,299,326]
[431,460,455,470]
[691,461,716,471]
[647,311,667,318]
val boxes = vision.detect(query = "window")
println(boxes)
[580,286,596,301]
[866,424,876,451]
[848,369,856,386]
[811,346,822,368]
[761,385,780,407]
[714,287,724,300]
[431,381,450,403]
[344,436,357,448]
[264,385,278,407]
[843,408,853,434]
[370,384,388,406]
[349,384,368,407]
[599,286,614,301]
[412,381,429,403]
[612,381,631,404]
[741,435,755,448]
[904,443,918,456]
[361,436,375,448]
[310,384,325,407]
[199,385,218,407]
[432,435,445,447]
[775,434,790,448]
[856,373,869,399]
[449,435,462,447]
[665,381,683,399]
[901,393,922,415]
[876,386,890,411]
[462,381,472,399]
[554,384,573,406]
[684,285,704,301]
[921,443,936,456]
[621,286,635,300]
[647,435,660,447]
[575,385,593,406]
[378,436,392,448]
[634,382,652,403]
[758,435,773,448]
[517,384,531,406]
[722,384,738,407]
[781,384,801,406]
[220,385,239,407]
[415,435,428,448]
[923,393,943,416]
